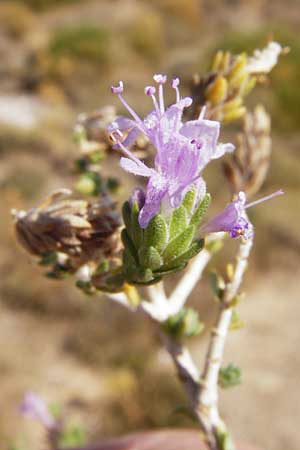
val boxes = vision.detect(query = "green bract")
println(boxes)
[121,191,211,285]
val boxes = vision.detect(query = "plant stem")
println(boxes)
[197,237,253,449]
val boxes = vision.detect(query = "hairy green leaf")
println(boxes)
[162,225,195,263]
[144,214,168,253]
[190,193,211,227]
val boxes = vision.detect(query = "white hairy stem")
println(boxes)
[160,331,200,408]
[168,249,212,315]
[106,292,136,310]
[168,234,225,316]
[197,237,253,445]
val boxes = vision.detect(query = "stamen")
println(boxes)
[171,77,180,103]
[245,189,284,209]
[153,74,167,84]
[153,74,167,115]
[111,81,124,94]
[198,105,207,120]
[114,136,146,168]
[145,86,160,115]
[111,81,144,129]
[145,86,156,96]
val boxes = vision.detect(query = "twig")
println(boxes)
[197,236,253,449]
[160,331,200,408]
[168,234,225,316]
[168,249,212,315]
[105,292,136,311]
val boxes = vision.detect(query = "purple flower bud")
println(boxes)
[20,391,56,429]
[111,81,124,94]
[129,187,145,210]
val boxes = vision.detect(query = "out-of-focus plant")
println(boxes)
[128,12,165,62]
[13,41,284,450]
[210,29,298,131]
[23,0,80,12]
[20,392,86,449]
[49,26,110,65]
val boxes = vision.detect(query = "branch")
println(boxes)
[160,331,200,408]
[105,292,136,311]
[168,249,212,315]
[197,237,253,448]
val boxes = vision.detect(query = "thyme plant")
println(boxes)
[14,41,284,450]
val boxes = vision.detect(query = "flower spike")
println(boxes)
[108,74,234,228]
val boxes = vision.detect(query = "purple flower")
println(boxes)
[20,391,56,429]
[201,190,284,239]
[108,75,234,228]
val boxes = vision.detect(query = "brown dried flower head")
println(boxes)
[223,105,272,197]
[13,189,121,269]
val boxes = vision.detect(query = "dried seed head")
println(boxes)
[13,189,121,270]
[223,105,272,196]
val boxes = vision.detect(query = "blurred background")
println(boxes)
[0,0,299,449]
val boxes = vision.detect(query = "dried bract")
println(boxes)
[13,189,121,270]
[223,105,272,196]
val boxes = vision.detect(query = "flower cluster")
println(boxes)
[108,74,234,228]
[109,74,283,244]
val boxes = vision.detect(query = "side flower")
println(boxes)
[201,190,284,239]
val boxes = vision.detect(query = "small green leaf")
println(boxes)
[229,310,245,330]
[190,193,211,227]
[169,205,188,239]
[163,308,204,338]
[182,188,196,213]
[122,201,132,231]
[59,424,86,447]
[39,251,57,266]
[144,214,168,254]
[121,229,138,263]
[210,271,225,300]
[206,238,224,254]
[153,263,187,277]
[161,239,204,271]
[162,225,195,263]
[136,268,155,283]
[131,201,143,247]
[216,428,236,450]
[219,363,242,389]
[138,246,162,270]
[183,308,205,337]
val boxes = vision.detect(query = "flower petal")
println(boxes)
[138,175,168,228]
[180,119,220,148]
[213,142,235,159]
[120,157,153,177]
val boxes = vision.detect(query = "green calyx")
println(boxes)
[121,190,211,285]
